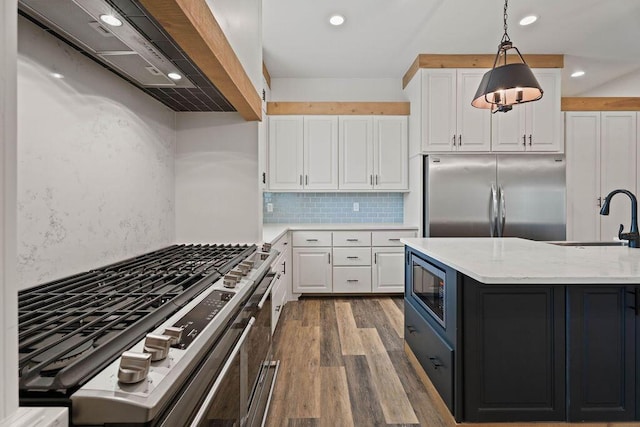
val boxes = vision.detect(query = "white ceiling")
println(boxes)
[262,0,640,96]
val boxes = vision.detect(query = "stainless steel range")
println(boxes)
[18,243,280,426]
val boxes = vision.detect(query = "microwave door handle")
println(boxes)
[490,184,498,237]
[499,186,506,237]
[190,317,255,427]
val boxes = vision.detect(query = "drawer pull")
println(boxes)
[275,305,281,312]
[388,238,401,241]
[407,326,417,334]
[346,256,359,259]
[347,279,359,283]
[306,239,318,242]
[346,239,359,242]
[429,357,443,370]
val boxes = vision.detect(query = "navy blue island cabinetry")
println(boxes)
[404,244,639,424]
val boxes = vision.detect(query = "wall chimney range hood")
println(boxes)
[19,0,235,112]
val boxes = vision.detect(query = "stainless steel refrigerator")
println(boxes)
[424,154,566,241]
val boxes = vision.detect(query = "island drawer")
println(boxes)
[333,231,371,247]
[332,248,371,266]
[292,231,332,247]
[405,300,454,413]
[372,230,417,246]
[333,267,372,293]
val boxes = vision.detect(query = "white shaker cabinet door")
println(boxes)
[422,69,457,152]
[528,70,563,152]
[372,247,405,293]
[565,112,601,241]
[373,116,408,190]
[600,112,637,241]
[303,116,339,190]
[456,69,491,152]
[492,103,527,152]
[292,248,333,293]
[268,116,303,190]
[339,116,374,189]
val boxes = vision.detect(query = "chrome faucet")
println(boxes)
[599,189,639,248]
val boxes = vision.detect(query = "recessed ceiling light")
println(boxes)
[99,14,123,27]
[329,15,345,26]
[519,15,538,26]
[50,72,64,79]
[167,72,182,81]
[571,70,585,78]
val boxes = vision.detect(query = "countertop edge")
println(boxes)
[263,223,419,245]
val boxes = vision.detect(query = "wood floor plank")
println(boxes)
[349,297,375,328]
[378,297,405,338]
[359,328,419,425]
[319,367,354,427]
[335,301,365,355]
[320,299,344,367]
[266,319,300,427]
[302,298,321,327]
[343,355,387,426]
[288,419,319,427]
[360,298,403,352]
[393,296,405,312]
[388,349,449,427]
[284,325,321,419]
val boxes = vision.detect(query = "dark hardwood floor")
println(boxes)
[265,296,449,427]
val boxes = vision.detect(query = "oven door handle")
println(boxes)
[190,317,255,427]
[257,274,277,309]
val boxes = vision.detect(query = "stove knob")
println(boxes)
[163,327,183,346]
[118,351,151,384]
[143,334,172,361]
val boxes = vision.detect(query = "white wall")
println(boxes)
[1,0,18,418]
[206,0,262,96]
[175,112,260,243]
[582,70,640,96]
[17,18,176,289]
[270,78,406,101]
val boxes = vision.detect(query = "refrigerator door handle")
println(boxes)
[490,184,498,237]
[499,186,506,237]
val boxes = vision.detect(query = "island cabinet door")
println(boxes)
[567,286,636,422]
[462,279,566,422]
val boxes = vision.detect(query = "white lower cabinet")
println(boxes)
[372,247,405,293]
[333,267,372,293]
[292,247,332,293]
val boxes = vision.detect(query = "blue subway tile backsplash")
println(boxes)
[263,192,404,223]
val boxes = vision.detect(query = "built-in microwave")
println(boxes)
[409,252,447,327]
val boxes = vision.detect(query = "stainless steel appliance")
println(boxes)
[18,243,279,426]
[424,154,566,240]
[410,254,446,327]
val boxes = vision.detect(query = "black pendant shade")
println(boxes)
[471,62,543,112]
[471,0,543,113]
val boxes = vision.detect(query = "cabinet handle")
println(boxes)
[305,175,309,185]
[275,305,281,312]
[458,135,462,146]
[375,175,379,185]
[299,175,303,185]
[374,253,377,264]
[328,253,331,264]
[282,261,286,275]
[388,238,401,241]
[306,239,318,242]
[262,172,266,184]
[528,135,532,146]
[346,256,359,259]
[346,239,359,242]
[522,134,526,146]
[347,279,359,283]
[452,135,456,147]
[429,357,443,370]
[407,325,417,334]
[597,197,602,207]
[370,175,373,185]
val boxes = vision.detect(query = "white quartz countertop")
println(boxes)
[401,237,640,284]
[263,223,419,245]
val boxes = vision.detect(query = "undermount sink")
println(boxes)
[548,241,628,247]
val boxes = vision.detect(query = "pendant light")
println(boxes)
[471,0,543,113]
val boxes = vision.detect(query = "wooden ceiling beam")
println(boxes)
[139,0,261,121]
[561,97,640,111]
[267,102,410,116]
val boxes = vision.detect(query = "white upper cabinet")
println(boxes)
[268,116,304,190]
[492,69,563,152]
[303,116,339,190]
[422,69,491,152]
[373,116,408,189]
[268,115,338,190]
[339,116,408,190]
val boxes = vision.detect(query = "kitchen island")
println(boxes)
[401,238,640,424]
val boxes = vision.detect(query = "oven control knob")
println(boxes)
[118,351,151,384]
[143,334,172,361]
[163,326,183,346]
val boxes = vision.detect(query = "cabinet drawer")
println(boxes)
[272,232,290,254]
[332,248,371,266]
[405,300,454,413]
[372,230,417,246]
[333,267,372,293]
[333,231,371,247]
[292,231,332,247]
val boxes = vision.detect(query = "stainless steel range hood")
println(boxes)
[20,0,195,89]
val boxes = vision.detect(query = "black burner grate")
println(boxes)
[18,244,255,394]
